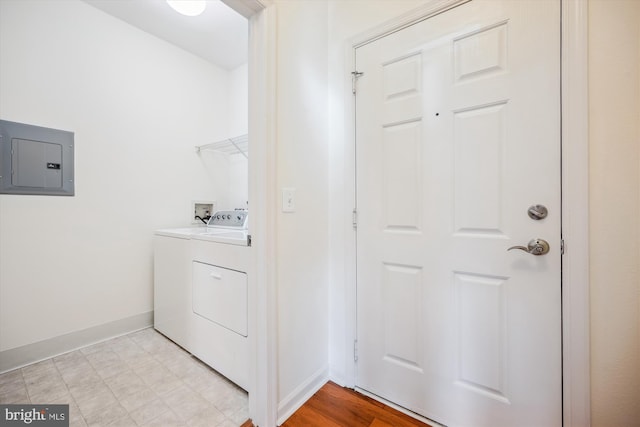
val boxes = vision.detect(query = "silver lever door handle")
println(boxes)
[508,238,550,256]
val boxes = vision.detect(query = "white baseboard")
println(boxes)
[276,364,328,425]
[0,311,153,373]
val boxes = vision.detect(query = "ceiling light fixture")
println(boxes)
[166,0,207,17]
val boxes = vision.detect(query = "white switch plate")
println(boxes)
[282,188,295,212]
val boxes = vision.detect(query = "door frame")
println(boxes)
[221,1,278,426]
[342,1,590,426]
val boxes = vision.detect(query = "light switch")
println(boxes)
[282,188,295,213]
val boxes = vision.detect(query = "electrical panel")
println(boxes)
[0,120,74,196]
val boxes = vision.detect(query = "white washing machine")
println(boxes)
[154,210,250,390]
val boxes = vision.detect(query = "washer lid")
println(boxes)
[155,227,207,238]
[193,230,249,246]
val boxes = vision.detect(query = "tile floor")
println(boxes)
[0,328,249,427]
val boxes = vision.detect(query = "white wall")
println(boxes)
[0,0,246,360]
[588,1,640,425]
[201,63,249,212]
[228,63,249,210]
[274,0,329,419]
[268,0,435,420]
[229,63,249,139]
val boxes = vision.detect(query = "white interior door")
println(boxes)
[355,1,561,426]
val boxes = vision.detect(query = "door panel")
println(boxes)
[382,122,422,230]
[454,272,508,402]
[453,102,506,234]
[382,263,423,370]
[355,1,561,426]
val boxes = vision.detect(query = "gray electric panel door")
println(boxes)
[12,138,63,188]
[0,120,74,196]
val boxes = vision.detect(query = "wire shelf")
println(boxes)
[195,134,248,158]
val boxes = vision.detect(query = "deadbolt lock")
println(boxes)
[527,204,548,220]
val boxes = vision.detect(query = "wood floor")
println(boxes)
[242,381,432,427]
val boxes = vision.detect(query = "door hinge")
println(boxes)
[247,234,252,247]
[352,208,358,229]
[351,71,364,95]
[560,239,565,255]
[354,340,358,362]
